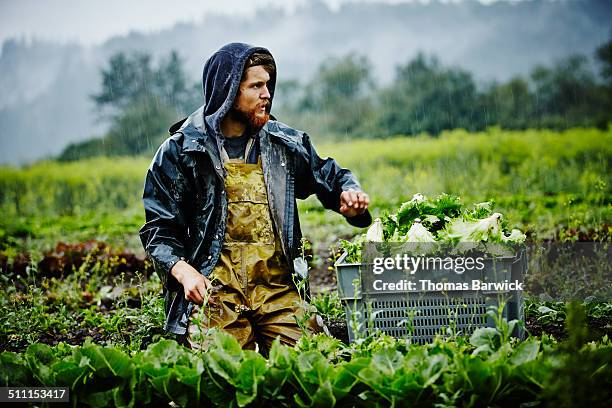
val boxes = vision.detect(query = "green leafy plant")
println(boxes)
[310,291,345,321]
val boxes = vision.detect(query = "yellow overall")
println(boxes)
[187,157,320,353]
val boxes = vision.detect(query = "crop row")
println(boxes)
[1,303,610,407]
[1,128,610,242]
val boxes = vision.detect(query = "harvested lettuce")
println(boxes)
[466,200,495,220]
[380,212,398,240]
[365,218,384,242]
[404,218,436,242]
[338,193,526,263]
[441,212,504,243]
[339,235,365,264]
[502,228,527,243]
[396,195,434,229]
[402,218,437,254]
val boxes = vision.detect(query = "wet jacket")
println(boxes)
[139,43,371,335]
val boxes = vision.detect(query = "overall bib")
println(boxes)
[187,157,319,353]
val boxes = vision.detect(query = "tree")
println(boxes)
[155,51,201,114]
[60,50,199,160]
[92,52,155,113]
[92,50,197,116]
[274,79,303,113]
[595,39,612,82]
[300,53,375,135]
[58,97,176,161]
[594,39,612,128]
[530,55,604,128]
[480,77,534,129]
[377,53,483,136]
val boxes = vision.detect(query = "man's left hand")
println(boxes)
[339,189,370,218]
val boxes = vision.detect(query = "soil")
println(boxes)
[1,326,107,353]
[524,317,566,340]
[4,312,606,353]
[1,241,153,280]
[525,316,612,341]
[324,318,350,345]
[0,316,170,353]
[308,243,341,296]
[321,316,610,346]
[309,265,338,296]
[2,240,610,352]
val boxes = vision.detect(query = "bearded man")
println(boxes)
[140,43,371,354]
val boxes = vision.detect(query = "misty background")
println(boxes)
[0,0,611,165]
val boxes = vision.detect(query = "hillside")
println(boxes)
[1,0,611,164]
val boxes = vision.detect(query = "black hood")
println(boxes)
[201,42,276,139]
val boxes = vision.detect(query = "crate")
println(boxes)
[334,248,525,344]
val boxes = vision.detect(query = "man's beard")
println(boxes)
[232,104,270,130]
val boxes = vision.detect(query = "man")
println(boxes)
[140,42,371,353]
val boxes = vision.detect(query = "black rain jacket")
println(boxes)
[139,43,372,335]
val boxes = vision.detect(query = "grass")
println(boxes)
[0,127,609,353]
[0,259,170,354]
[309,127,610,237]
[1,127,609,253]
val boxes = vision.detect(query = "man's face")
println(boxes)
[232,65,271,129]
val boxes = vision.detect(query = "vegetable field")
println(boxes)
[0,127,610,406]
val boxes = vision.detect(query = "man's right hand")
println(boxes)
[171,260,214,305]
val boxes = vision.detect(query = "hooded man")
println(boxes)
[140,43,371,353]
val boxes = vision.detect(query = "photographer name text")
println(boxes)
[372,279,524,292]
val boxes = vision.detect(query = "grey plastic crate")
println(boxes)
[335,249,525,344]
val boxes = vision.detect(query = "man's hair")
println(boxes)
[242,52,276,80]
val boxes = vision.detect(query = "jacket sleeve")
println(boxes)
[297,132,372,228]
[139,138,189,290]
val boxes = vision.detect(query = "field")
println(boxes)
[0,127,611,406]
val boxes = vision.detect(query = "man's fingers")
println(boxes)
[202,276,213,291]
[341,190,370,211]
[342,191,357,207]
[340,206,357,217]
[341,192,351,207]
[185,286,220,306]
[184,278,208,305]
[355,192,363,209]
[197,279,211,300]
[358,193,369,209]
[342,191,368,207]
[186,288,203,305]
[340,190,370,215]
[351,191,360,207]
[340,204,354,215]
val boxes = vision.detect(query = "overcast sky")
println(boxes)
[0,0,523,47]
